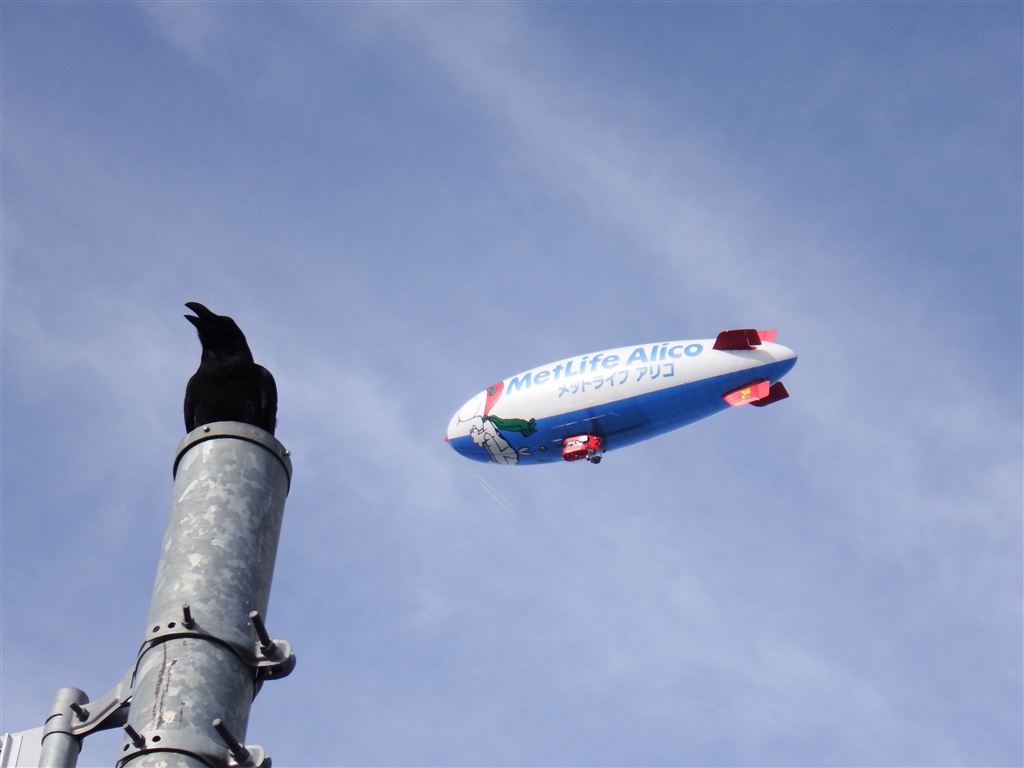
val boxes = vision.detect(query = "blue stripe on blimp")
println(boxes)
[449,357,796,465]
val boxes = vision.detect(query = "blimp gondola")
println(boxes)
[445,329,797,465]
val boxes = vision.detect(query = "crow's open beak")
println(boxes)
[185,302,218,320]
[185,302,221,329]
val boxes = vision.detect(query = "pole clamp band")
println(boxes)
[116,728,270,768]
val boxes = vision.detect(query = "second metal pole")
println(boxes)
[39,687,88,768]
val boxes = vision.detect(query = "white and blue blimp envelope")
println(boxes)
[446,329,797,465]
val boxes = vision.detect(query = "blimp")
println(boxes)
[446,329,796,465]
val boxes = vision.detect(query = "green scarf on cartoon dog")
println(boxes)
[484,415,537,437]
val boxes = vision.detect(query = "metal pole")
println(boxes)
[39,688,88,768]
[117,422,294,768]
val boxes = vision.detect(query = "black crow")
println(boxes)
[184,302,277,435]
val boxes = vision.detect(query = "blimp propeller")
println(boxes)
[446,330,797,466]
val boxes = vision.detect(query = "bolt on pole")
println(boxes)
[116,422,295,768]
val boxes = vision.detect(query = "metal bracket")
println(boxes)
[65,668,134,738]
[248,611,296,681]
[254,638,296,681]
[230,744,269,768]
[116,728,270,768]
[136,631,295,685]
[140,606,296,681]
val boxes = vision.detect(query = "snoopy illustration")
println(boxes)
[453,383,535,465]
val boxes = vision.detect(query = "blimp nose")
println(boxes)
[765,342,798,380]
[772,343,797,361]
[444,393,493,463]
[445,410,466,444]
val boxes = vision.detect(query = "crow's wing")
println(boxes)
[258,365,278,435]
[184,374,198,432]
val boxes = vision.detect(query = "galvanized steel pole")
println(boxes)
[117,422,294,768]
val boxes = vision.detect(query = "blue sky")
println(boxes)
[1,2,1020,766]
